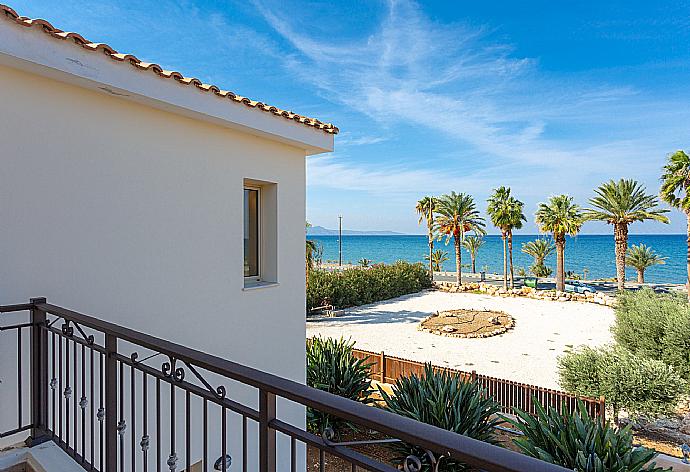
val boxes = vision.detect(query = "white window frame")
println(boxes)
[244,185,261,282]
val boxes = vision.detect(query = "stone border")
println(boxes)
[434,281,617,307]
[418,309,515,338]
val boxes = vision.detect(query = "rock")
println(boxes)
[442,325,456,333]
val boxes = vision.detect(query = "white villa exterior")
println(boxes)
[0,4,335,470]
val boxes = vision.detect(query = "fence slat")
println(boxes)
[351,347,603,419]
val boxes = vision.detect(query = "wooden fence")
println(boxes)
[351,348,606,421]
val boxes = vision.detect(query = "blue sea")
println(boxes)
[308,234,687,284]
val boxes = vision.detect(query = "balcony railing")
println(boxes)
[0,299,568,472]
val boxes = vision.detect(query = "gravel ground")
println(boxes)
[306,290,614,389]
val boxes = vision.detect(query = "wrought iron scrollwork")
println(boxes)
[403,450,446,472]
[184,362,226,399]
[162,356,185,382]
[56,318,94,344]
[321,427,446,472]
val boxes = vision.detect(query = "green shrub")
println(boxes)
[509,399,670,471]
[379,364,501,471]
[613,288,690,382]
[558,345,686,423]
[306,337,373,433]
[307,261,432,310]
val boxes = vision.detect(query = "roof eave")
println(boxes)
[0,18,334,155]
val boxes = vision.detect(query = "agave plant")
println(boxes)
[379,363,501,471]
[306,337,373,432]
[509,399,669,472]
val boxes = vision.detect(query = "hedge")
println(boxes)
[307,261,432,310]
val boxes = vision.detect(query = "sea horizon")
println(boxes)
[308,234,686,284]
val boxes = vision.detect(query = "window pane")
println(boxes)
[244,189,259,277]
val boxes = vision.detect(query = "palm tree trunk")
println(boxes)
[614,223,628,291]
[508,230,515,289]
[555,235,565,292]
[454,237,462,285]
[501,233,507,289]
[471,255,476,274]
[428,234,434,276]
[637,270,644,284]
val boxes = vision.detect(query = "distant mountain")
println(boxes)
[307,225,404,236]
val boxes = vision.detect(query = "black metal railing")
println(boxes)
[0,299,568,472]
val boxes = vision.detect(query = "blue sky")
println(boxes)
[12,0,690,234]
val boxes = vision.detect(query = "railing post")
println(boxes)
[27,297,49,446]
[599,395,606,424]
[380,351,386,383]
[471,370,477,382]
[105,334,118,472]
[259,389,276,472]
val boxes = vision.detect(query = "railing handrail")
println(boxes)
[3,301,569,471]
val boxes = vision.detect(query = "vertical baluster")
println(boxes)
[143,372,149,472]
[90,347,94,470]
[185,391,190,472]
[29,298,48,444]
[221,406,227,472]
[17,328,22,429]
[290,437,296,472]
[156,378,161,472]
[242,415,247,472]
[52,331,56,437]
[66,337,71,450]
[131,364,136,472]
[81,343,86,464]
[99,352,104,472]
[104,334,117,472]
[259,390,276,472]
[73,341,77,457]
[319,449,325,472]
[203,399,207,472]
[59,334,63,441]
[170,383,176,472]
[119,362,125,472]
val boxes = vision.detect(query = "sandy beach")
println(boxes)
[306,290,615,389]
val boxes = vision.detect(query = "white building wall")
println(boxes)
[0,64,308,470]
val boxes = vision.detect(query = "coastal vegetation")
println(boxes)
[379,363,501,471]
[415,196,436,275]
[660,150,690,299]
[626,244,667,283]
[535,195,584,292]
[461,235,484,273]
[434,192,485,285]
[487,187,526,289]
[585,179,669,291]
[521,238,555,278]
[510,400,668,471]
[558,345,686,424]
[424,249,449,272]
[306,336,373,432]
[307,261,431,310]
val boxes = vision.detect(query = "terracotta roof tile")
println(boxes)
[0,3,339,135]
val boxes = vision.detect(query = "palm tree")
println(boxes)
[306,239,317,289]
[521,238,555,279]
[626,244,666,283]
[358,258,372,267]
[535,195,584,292]
[487,187,526,289]
[462,235,484,273]
[661,150,690,299]
[585,179,669,291]
[424,249,449,272]
[434,192,485,285]
[416,196,436,275]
